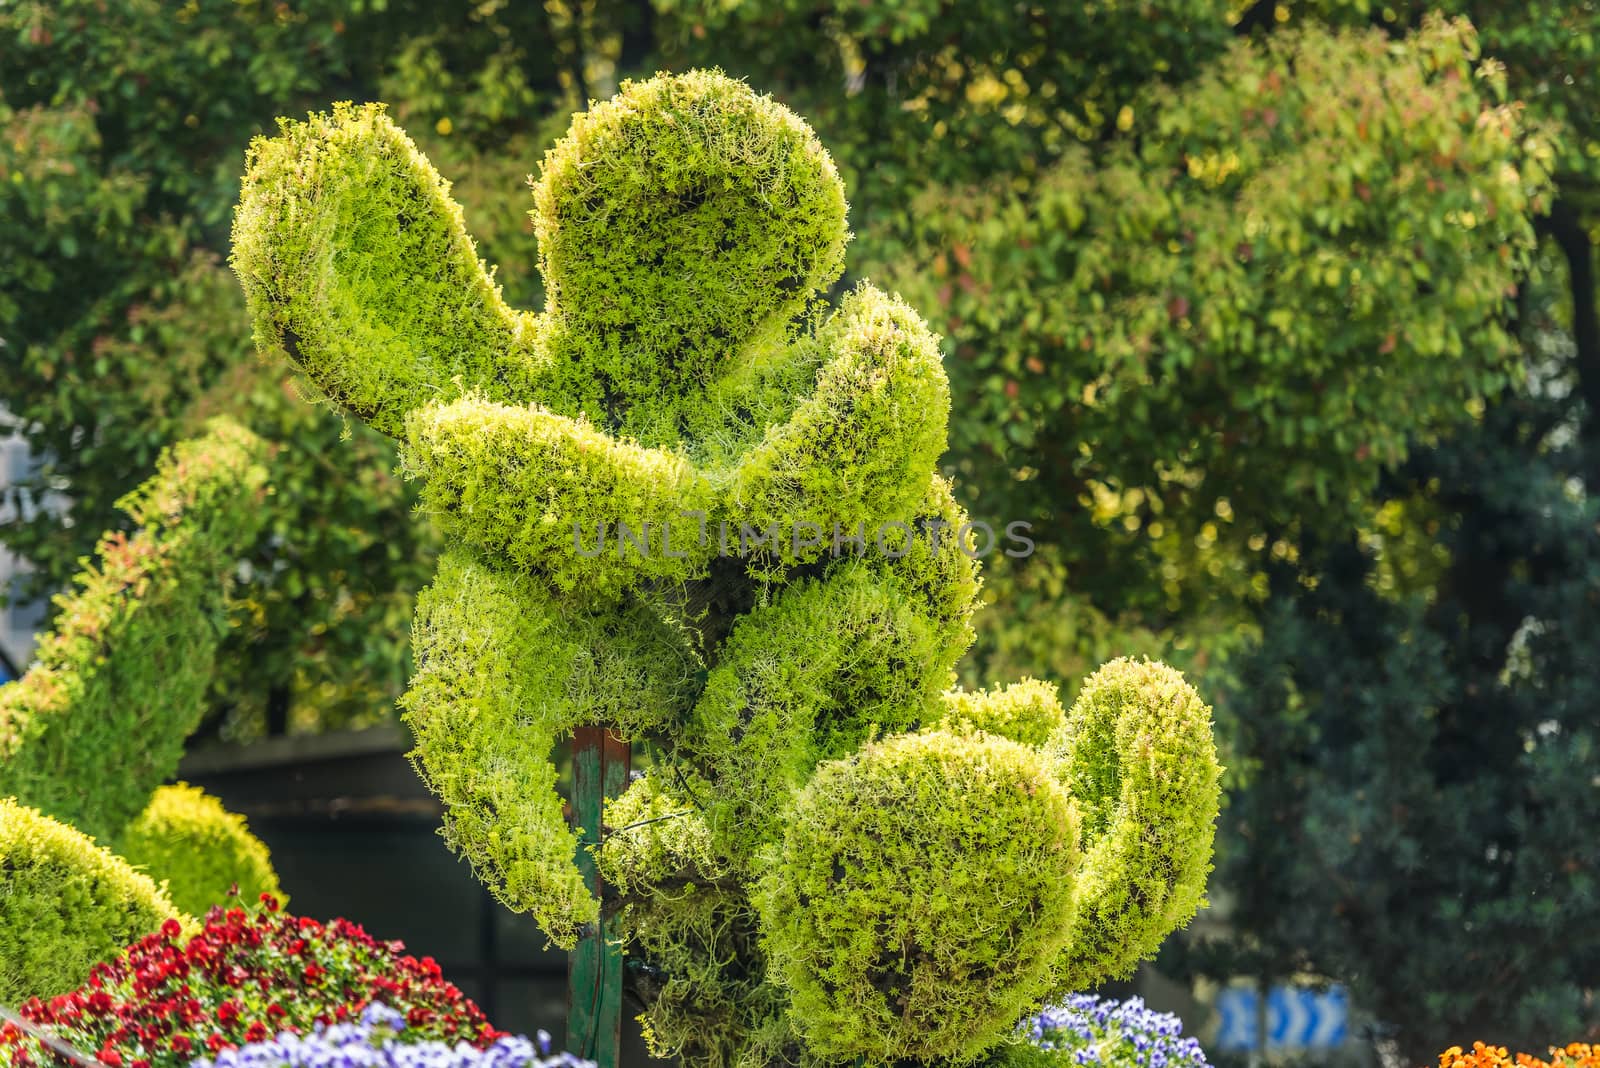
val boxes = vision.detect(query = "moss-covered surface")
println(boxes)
[0,799,186,1002]
[232,70,1221,1063]
[115,783,284,918]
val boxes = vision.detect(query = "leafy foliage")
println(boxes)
[0,0,446,738]
[1186,398,1600,1054]
[859,16,1551,615]
[115,784,284,919]
[0,799,182,1003]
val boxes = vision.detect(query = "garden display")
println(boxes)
[228,70,1224,1067]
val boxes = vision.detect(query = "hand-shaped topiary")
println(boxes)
[231,72,1221,1065]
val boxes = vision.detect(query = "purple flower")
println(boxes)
[186,1003,592,1068]
[1016,995,1212,1068]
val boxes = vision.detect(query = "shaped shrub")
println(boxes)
[0,799,184,1003]
[1046,659,1222,990]
[0,418,270,843]
[0,899,498,1068]
[756,729,1081,1062]
[115,783,284,917]
[231,71,1222,1065]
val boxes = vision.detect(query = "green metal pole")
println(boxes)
[568,727,629,1068]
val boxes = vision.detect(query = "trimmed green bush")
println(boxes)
[115,783,284,917]
[0,798,185,1002]
[756,729,1081,1064]
[402,547,697,939]
[0,419,270,843]
[1045,658,1222,990]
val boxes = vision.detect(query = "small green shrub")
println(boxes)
[115,783,285,917]
[0,419,270,843]
[0,798,184,1002]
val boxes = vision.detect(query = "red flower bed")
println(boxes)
[1,896,501,1068]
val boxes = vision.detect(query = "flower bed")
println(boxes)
[0,898,497,1068]
[192,1002,591,1068]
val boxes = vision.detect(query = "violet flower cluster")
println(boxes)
[1021,995,1211,1068]
[188,1003,593,1068]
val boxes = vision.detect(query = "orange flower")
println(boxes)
[1436,1042,1597,1068]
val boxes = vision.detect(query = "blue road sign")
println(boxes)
[1215,984,1349,1052]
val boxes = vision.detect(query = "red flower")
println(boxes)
[5,900,501,1067]
[160,919,182,941]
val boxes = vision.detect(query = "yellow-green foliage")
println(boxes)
[403,397,719,598]
[599,776,793,1068]
[1045,658,1222,990]
[230,69,1219,1063]
[756,729,1082,1064]
[0,419,270,843]
[938,677,1066,748]
[233,70,980,950]
[230,101,539,439]
[402,548,697,939]
[684,477,980,864]
[115,784,284,917]
[0,799,184,1002]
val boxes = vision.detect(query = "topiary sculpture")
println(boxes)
[0,418,271,843]
[0,419,287,994]
[230,71,1221,1066]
